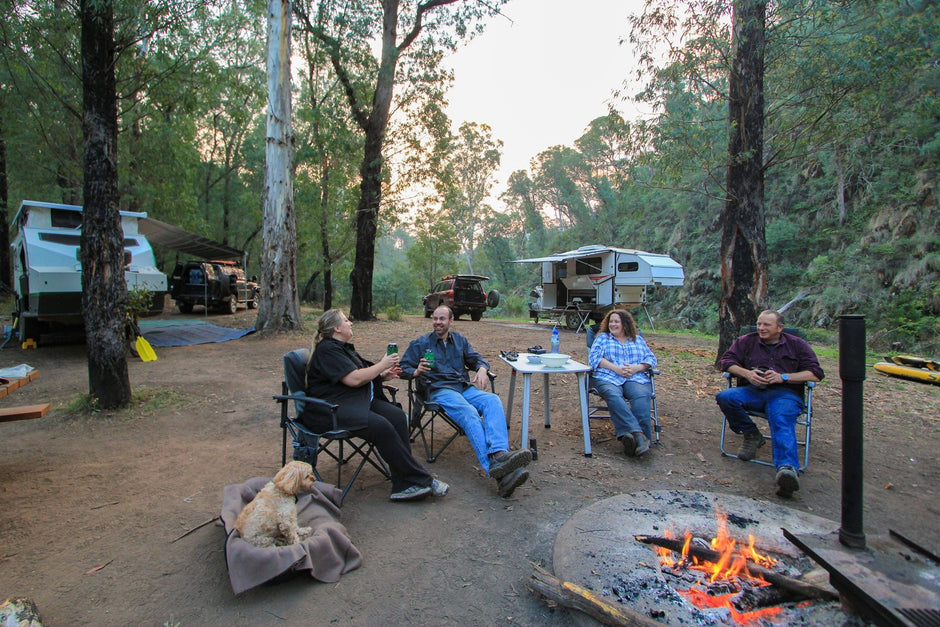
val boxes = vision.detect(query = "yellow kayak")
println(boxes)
[874,361,940,385]
[890,355,939,371]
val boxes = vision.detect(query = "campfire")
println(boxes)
[541,490,853,627]
[638,509,829,624]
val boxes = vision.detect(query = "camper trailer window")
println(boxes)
[50,209,83,229]
[575,257,602,275]
[40,233,82,246]
[617,261,640,272]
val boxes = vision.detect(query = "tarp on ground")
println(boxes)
[138,319,255,347]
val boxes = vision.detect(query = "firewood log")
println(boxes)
[527,564,663,627]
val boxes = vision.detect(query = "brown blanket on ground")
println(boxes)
[220,477,362,594]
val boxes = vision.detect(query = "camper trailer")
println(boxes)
[11,200,167,343]
[514,245,684,331]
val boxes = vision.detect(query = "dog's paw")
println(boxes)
[297,526,313,540]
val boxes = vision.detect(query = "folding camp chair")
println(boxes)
[405,372,497,463]
[585,324,662,445]
[274,349,390,502]
[718,373,815,471]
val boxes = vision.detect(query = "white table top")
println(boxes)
[499,352,592,374]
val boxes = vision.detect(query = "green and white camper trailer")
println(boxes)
[11,200,167,343]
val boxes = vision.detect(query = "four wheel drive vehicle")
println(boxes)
[423,274,499,321]
[168,260,259,314]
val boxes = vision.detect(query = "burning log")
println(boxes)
[527,564,663,627]
[635,534,838,602]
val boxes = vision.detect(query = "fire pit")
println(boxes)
[552,490,851,626]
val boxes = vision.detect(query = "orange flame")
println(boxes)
[655,508,785,624]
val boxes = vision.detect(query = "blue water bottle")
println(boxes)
[551,326,560,354]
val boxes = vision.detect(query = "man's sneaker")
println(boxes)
[633,432,651,457]
[738,432,765,461]
[497,467,529,498]
[430,478,449,497]
[776,466,800,497]
[390,485,432,502]
[619,433,636,456]
[488,449,533,480]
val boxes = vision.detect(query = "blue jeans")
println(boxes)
[716,385,804,471]
[595,380,653,441]
[429,386,509,474]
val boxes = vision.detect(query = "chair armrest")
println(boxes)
[273,392,341,431]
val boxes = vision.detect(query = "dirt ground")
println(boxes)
[1,303,937,626]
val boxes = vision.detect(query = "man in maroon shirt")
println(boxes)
[716,310,824,497]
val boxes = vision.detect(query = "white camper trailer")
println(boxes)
[11,200,167,343]
[514,245,684,331]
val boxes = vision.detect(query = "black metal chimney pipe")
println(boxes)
[839,314,866,549]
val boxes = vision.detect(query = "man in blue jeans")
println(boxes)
[401,306,532,497]
[716,310,824,497]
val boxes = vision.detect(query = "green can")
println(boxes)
[424,348,434,368]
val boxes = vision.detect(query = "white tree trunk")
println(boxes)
[257,0,302,333]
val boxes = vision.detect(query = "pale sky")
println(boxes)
[444,0,651,195]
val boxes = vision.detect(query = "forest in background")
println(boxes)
[1,0,937,353]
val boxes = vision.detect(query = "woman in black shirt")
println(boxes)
[303,309,448,502]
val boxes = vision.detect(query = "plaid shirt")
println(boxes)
[588,332,657,386]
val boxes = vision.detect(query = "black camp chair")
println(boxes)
[274,349,390,502]
[405,371,497,463]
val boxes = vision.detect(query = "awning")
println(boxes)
[139,217,245,261]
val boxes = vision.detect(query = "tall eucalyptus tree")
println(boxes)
[293,0,506,321]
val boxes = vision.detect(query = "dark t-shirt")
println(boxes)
[302,337,372,430]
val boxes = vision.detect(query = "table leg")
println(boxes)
[505,369,517,428]
[577,372,592,457]
[521,373,532,451]
[542,372,551,428]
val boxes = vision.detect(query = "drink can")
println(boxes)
[424,348,435,368]
[387,342,398,355]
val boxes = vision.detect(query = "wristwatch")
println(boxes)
[781,373,790,382]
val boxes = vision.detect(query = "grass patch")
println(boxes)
[62,387,187,418]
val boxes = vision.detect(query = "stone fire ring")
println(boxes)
[553,490,839,626]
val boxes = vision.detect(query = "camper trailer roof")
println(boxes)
[13,199,148,228]
[13,199,245,261]
[513,245,679,266]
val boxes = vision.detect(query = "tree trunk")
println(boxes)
[256,0,302,334]
[349,1,399,321]
[717,0,768,362]
[318,154,333,311]
[80,0,131,408]
[0,102,11,290]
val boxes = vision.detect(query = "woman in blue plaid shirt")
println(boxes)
[587,310,658,457]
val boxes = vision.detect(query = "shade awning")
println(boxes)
[139,217,245,261]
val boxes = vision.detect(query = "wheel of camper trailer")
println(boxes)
[247,296,258,309]
[226,296,238,314]
[471,311,482,321]
[178,301,193,314]
[565,312,582,330]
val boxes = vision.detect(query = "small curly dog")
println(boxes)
[234,461,317,548]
